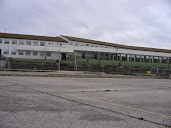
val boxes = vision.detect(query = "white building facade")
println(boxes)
[0,32,171,64]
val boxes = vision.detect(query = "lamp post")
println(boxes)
[58,49,60,71]
[116,48,119,73]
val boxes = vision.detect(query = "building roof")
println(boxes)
[62,35,171,53]
[0,32,67,42]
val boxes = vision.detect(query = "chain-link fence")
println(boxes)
[5,61,171,76]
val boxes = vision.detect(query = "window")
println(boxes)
[75,43,79,46]
[69,42,73,45]
[33,51,38,56]
[95,45,99,47]
[0,39,2,44]
[4,51,9,55]
[60,43,62,46]
[47,52,51,57]
[18,51,24,55]
[40,52,45,56]
[49,42,51,45]
[19,40,24,45]
[26,41,31,45]
[26,51,31,56]
[33,41,38,46]
[80,43,84,46]
[52,43,54,45]
[4,39,10,44]
[40,42,45,46]
[91,45,94,47]
[11,51,16,55]
[12,40,17,45]
[85,44,89,46]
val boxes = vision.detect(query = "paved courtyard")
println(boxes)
[0,76,171,128]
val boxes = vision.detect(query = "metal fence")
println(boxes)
[4,61,171,75]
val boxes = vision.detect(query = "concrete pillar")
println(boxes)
[152,57,154,63]
[109,53,111,60]
[127,55,129,61]
[120,54,122,61]
[134,55,136,62]
[129,55,131,61]
[140,55,143,62]
[98,52,100,59]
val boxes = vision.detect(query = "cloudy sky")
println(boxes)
[0,0,171,49]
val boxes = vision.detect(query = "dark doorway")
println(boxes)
[82,54,85,59]
[61,53,66,60]
[0,49,1,57]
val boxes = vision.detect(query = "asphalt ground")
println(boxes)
[0,76,171,128]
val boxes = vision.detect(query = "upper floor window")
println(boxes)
[26,41,31,45]
[75,43,79,46]
[69,42,73,45]
[33,41,38,46]
[12,40,17,45]
[19,40,24,45]
[91,45,94,47]
[4,39,10,44]
[80,43,84,46]
[0,39,2,44]
[40,42,45,46]
[85,44,89,46]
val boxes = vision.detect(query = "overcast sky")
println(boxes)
[0,0,171,49]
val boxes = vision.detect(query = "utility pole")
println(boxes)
[74,51,77,71]
[58,49,60,71]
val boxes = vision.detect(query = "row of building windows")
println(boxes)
[0,38,62,46]
[69,41,114,49]
[3,50,52,57]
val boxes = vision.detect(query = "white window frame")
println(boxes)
[40,42,45,46]
[33,51,38,56]
[19,40,25,45]
[47,52,51,57]
[4,50,9,55]
[26,41,31,45]
[26,51,31,56]
[11,51,17,55]
[4,39,10,44]
[33,41,38,46]
[18,51,24,55]
[12,40,17,45]
[0,39,2,44]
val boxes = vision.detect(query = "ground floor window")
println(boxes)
[33,51,38,56]
[47,52,51,57]
[4,50,9,55]
[11,51,16,55]
[26,51,31,56]
[18,51,24,55]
